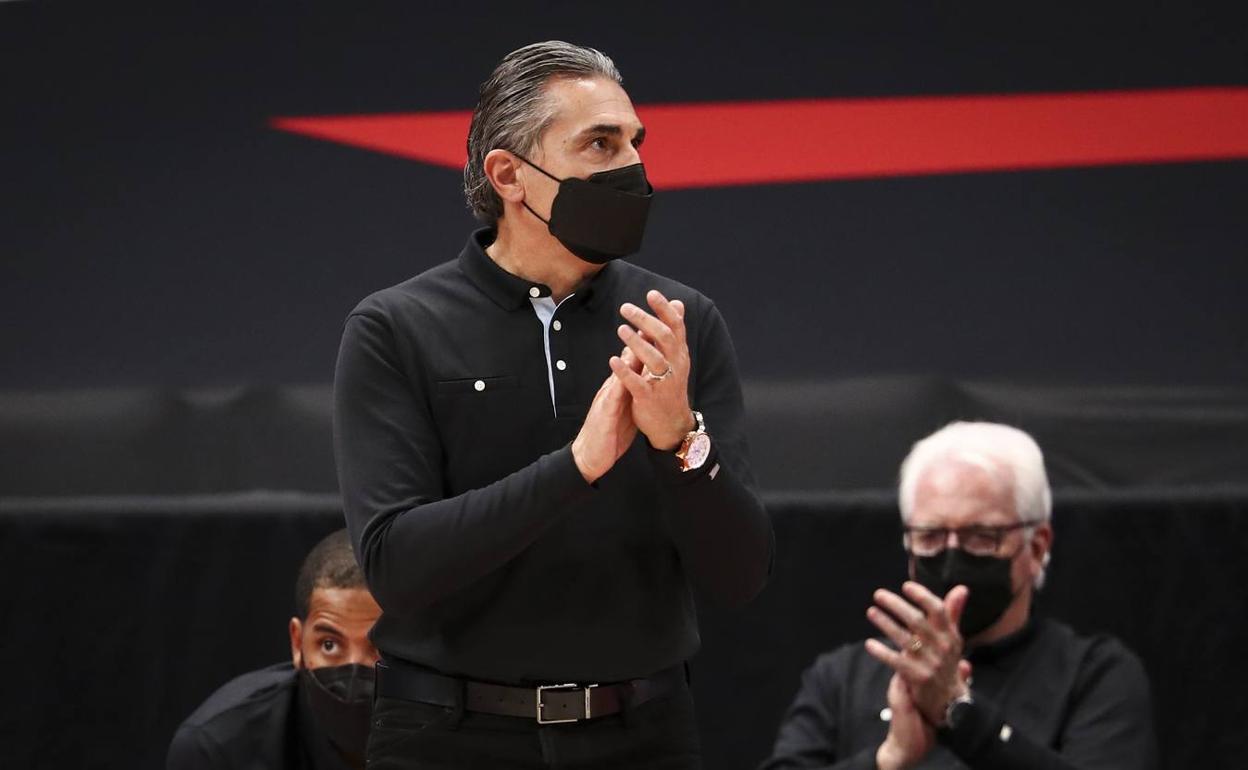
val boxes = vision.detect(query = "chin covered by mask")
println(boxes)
[300,663,375,760]
[517,155,653,263]
[913,548,1019,638]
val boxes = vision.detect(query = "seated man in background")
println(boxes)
[761,422,1157,769]
[168,529,381,770]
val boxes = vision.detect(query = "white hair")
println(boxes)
[898,421,1053,587]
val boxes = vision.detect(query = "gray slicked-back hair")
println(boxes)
[464,41,622,223]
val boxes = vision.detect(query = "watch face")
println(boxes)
[684,433,711,470]
[947,697,974,730]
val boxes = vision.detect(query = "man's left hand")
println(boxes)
[876,673,936,770]
[865,581,971,726]
[609,290,694,451]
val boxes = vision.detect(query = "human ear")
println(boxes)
[1029,526,1053,578]
[288,617,303,668]
[483,149,525,204]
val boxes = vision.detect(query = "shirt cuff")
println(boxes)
[645,440,721,487]
[936,693,1008,763]
[547,444,601,498]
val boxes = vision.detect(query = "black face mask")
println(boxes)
[300,663,374,762]
[913,548,1019,638]
[517,156,654,264]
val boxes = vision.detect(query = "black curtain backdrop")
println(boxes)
[3,3,1248,769]
[4,490,1247,769]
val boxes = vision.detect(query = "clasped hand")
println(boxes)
[572,290,693,483]
[865,582,973,770]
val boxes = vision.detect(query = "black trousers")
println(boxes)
[366,683,703,769]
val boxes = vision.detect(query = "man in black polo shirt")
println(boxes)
[332,40,772,768]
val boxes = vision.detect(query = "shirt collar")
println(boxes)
[458,227,616,312]
[459,228,549,311]
[966,617,1039,664]
[578,262,615,311]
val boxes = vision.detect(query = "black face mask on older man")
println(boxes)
[516,155,653,264]
[913,548,1018,638]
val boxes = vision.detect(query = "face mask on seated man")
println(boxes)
[168,529,381,770]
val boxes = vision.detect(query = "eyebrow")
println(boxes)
[577,123,646,145]
[311,622,344,636]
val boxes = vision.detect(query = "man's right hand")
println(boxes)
[876,673,935,770]
[571,359,639,484]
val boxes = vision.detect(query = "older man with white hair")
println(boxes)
[761,422,1157,769]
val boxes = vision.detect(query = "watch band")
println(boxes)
[943,691,975,730]
[675,410,711,472]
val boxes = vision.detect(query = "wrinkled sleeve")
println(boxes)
[647,298,774,608]
[760,653,878,770]
[333,310,595,612]
[166,724,227,770]
[941,639,1158,769]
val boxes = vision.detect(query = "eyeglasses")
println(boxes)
[902,522,1031,557]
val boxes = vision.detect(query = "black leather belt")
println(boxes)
[376,660,685,724]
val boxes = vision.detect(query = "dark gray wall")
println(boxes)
[3,2,1247,390]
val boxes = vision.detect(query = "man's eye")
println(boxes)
[320,639,339,653]
[963,531,999,552]
[590,137,608,150]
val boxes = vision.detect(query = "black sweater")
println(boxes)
[761,618,1158,770]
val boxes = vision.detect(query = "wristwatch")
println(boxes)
[675,410,712,472]
[944,691,975,730]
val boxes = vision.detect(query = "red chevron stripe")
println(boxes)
[272,87,1248,189]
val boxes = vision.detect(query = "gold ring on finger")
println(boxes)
[643,365,673,382]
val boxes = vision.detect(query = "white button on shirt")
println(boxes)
[552,320,562,332]
[473,380,486,392]
[528,287,541,298]
[555,360,567,371]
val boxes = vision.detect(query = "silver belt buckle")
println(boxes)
[536,682,598,724]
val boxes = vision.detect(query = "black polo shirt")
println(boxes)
[333,228,773,684]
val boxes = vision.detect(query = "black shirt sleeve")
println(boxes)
[760,652,879,770]
[648,299,774,608]
[166,724,230,770]
[940,638,1158,770]
[333,310,596,612]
